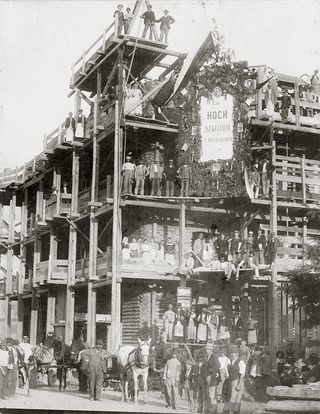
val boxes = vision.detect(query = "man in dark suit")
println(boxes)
[156,9,175,43]
[141,5,156,40]
[65,112,76,142]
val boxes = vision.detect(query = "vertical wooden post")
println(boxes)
[33,236,41,288]
[301,154,306,204]
[294,78,300,126]
[97,69,102,103]
[17,294,24,340]
[179,200,186,287]
[110,47,124,354]
[65,149,79,345]
[48,229,58,283]
[30,291,39,345]
[302,217,308,266]
[46,291,56,335]
[55,168,62,216]
[270,134,278,362]
[17,190,27,340]
[81,50,86,74]
[256,68,263,118]
[87,98,99,347]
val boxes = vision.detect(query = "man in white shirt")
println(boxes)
[223,345,246,414]
[0,340,9,399]
[163,304,176,342]
[19,336,34,365]
[122,156,135,195]
[163,351,181,409]
[217,348,230,403]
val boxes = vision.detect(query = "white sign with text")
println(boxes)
[200,94,234,161]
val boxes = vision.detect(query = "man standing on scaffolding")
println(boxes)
[156,9,175,44]
[141,4,156,41]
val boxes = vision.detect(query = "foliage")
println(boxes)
[164,26,255,197]
[285,236,320,329]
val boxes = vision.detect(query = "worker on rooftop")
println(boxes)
[141,4,156,41]
[113,4,124,35]
[156,9,175,44]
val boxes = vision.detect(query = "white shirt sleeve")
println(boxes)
[238,360,246,376]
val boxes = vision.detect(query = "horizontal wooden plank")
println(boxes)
[277,190,320,201]
[278,247,302,255]
[275,173,319,186]
[276,154,320,166]
[265,399,320,412]
[267,385,320,400]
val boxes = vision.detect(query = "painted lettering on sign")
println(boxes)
[200,95,234,161]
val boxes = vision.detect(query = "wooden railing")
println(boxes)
[75,252,109,281]
[275,155,320,204]
[35,259,68,285]
[46,193,72,220]
[70,21,116,87]
[249,71,320,129]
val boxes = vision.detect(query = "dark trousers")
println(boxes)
[5,368,13,397]
[88,369,104,400]
[78,369,88,393]
[10,366,17,396]
[166,180,174,197]
[151,178,161,196]
[180,178,189,197]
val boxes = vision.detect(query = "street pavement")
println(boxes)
[0,384,264,413]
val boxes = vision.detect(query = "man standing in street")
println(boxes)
[86,339,109,401]
[156,9,175,44]
[163,350,181,409]
[202,343,221,414]
[0,340,8,400]
[222,345,246,414]
[76,341,90,394]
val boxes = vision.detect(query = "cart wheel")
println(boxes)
[47,370,57,386]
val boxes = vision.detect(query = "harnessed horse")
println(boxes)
[118,338,151,403]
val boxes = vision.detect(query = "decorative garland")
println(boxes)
[164,27,255,197]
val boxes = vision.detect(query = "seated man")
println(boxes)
[307,354,320,383]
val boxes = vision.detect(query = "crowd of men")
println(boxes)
[122,155,191,197]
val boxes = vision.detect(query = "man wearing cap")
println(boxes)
[222,345,246,414]
[163,304,176,342]
[164,159,176,197]
[113,4,124,35]
[122,155,135,195]
[141,5,156,40]
[255,229,267,265]
[0,340,8,400]
[163,350,181,409]
[149,160,163,196]
[76,342,90,393]
[156,9,175,44]
[86,339,109,401]
[6,338,18,397]
[43,330,56,348]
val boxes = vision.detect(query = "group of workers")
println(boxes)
[162,342,247,414]
[114,4,175,44]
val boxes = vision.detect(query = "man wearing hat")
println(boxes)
[122,155,135,195]
[134,159,148,196]
[163,350,181,409]
[163,304,176,342]
[230,231,242,263]
[43,329,56,348]
[164,159,176,197]
[141,4,156,40]
[222,345,246,414]
[5,338,18,397]
[0,339,9,400]
[76,341,91,393]
[156,9,175,44]
[199,343,220,414]
[86,339,109,401]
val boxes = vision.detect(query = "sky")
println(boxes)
[0,0,319,170]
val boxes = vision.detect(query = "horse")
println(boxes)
[117,338,151,403]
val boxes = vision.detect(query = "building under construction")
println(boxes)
[1,0,320,355]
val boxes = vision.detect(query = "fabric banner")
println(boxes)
[200,94,234,161]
